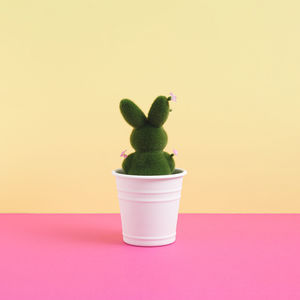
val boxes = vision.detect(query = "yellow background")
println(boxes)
[1,0,299,213]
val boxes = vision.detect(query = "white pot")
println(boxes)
[112,168,187,246]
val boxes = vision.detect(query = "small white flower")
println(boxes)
[169,92,177,102]
[120,149,128,158]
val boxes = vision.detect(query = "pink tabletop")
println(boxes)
[0,214,299,299]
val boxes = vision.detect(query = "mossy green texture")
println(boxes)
[119,99,147,128]
[120,96,175,175]
[148,96,170,127]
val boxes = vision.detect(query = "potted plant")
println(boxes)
[112,93,187,246]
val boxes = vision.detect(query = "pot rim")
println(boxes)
[112,168,187,180]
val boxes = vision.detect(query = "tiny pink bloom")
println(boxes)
[173,149,178,156]
[169,92,177,102]
[120,149,128,158]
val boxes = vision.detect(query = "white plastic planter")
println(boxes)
[112,168,187,246]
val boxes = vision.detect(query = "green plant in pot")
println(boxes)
[120,94,176,175]
[113,93,187,247]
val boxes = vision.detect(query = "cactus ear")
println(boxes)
[120,99,147,128]
[147,96,170,127]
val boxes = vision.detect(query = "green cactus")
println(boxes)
[120,95,176,175]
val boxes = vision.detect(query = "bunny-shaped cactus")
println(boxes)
[120,95,176,175]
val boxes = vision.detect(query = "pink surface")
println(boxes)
[0,214,300,299]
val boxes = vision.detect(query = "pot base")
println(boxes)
[123,233,176,247]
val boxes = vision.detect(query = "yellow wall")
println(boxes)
[1,0,299,213]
